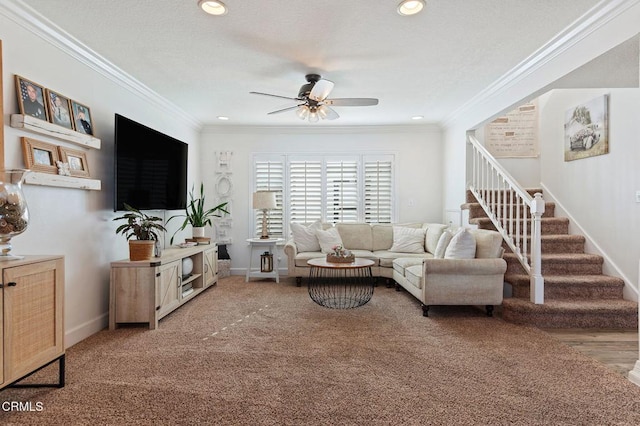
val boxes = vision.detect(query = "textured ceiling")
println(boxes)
[20,0,602,127]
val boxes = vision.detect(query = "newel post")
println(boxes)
[530,193,545,304]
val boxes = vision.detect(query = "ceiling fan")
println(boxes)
[250,74,379,122]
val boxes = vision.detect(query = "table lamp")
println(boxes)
[253,191,277,239]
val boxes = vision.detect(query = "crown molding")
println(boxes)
[442,0,640,128]
[200,123,442,135]
[0,0,202,130]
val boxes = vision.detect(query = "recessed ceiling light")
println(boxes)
[397,0,425,16]
[411,115,424,120]
[217,116,229,120]
[198,0,228,16]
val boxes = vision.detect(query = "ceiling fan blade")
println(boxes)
[323,98,379,106]
[267,104,304,115]
[318,105,339,120]
[250,91,301,101]
[309,79,334,102]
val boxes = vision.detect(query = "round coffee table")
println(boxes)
[307,258,375,309]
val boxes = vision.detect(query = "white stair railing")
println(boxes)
[467,134,545,304]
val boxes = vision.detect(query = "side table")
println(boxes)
[246,238,283,282]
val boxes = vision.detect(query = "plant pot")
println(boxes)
[192,227,205,238]
[129,240,155,261]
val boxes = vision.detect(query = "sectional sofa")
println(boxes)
[283,222,507,316]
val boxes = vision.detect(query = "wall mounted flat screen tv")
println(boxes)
[114,114,188,211]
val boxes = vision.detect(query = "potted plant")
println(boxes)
[168,183,228,244]
[114,203,167,261]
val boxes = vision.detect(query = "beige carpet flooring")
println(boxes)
[2,275,640,425]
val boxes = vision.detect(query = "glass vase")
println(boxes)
[0,170,30,260]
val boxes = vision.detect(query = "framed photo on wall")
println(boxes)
[564,94,609,161]
[58,146,90,177]
[45,89,74,130]
[71,100,94,135]
[21,137,60,174]
[15,75,48,121]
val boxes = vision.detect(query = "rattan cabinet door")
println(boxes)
[3,258,64,383]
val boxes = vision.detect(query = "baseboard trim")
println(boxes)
[65,313,108,348]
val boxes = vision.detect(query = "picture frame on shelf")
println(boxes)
[21,137,60,174]
[58,146,90,177]
[45,89,74,130]
[71,100,94,135]
[15,75,48,121]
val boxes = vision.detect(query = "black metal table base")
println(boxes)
[5,354,65,390]
[308,266,374,309]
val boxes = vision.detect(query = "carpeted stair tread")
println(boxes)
[505,274,625,300]
[504,252,604,275]
[502,234,586,254]
[463,201,556,219]
[471,217,569,234]
[465,188,543,203]
[502,298,638,329]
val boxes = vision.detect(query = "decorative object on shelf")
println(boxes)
[0,169,31,260]
[113,203,167,261]
[253,190,277,239]
[260,251,273,272]
[57,146,90,177]
[167,182,228,244]
[56,161,71,176]
[15,75,48,121]
[70,100,93,135]
[21,137,60,174]
[45,89,74,130]
[326,245,354,263]
[182,257,194,278]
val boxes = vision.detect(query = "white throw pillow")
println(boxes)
[290,220,322,252]
[434,230,453,259]
[444,228,477,259]
[389,226,426,253]
[316,227,344,254]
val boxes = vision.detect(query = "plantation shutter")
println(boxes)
[289,160,322,224]
[254,160,284,237]
[325,159,359,223]
[364,159,393,223]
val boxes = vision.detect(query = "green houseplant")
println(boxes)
[114,203,167,261]
[168,183,228,244]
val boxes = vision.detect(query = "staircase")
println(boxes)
[464,189,638,329]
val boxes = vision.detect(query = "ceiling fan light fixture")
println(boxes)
[397,0,425,16]
[198,0,228,16]
[308,110,319,123]
[296,106,309,120]
[317,105,328,120]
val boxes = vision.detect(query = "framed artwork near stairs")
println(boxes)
[564,94,609,161]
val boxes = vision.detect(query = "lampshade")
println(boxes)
[253,191,277,210]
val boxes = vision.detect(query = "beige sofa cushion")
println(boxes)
[392,257,424,275]
[424,223,448,254]
[470,229,504,258]
[336,223,373,250]
[372,223,422,251]
[404,265,423,289]
[434,230,453,258]
[377,251,432,267]
[390,226,426,253]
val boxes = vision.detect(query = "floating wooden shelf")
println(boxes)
[24,171,101,191]
[10,114,101,149]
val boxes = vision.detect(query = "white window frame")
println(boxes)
[251,153,395,238]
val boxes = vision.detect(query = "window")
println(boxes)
[252,154,394,237]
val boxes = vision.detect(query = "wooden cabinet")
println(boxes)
[110,244,217,330]
[1,256,65,390]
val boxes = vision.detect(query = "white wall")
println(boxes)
[199,126,443,273]
[538,88,640,296]
[1,12,201,346]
